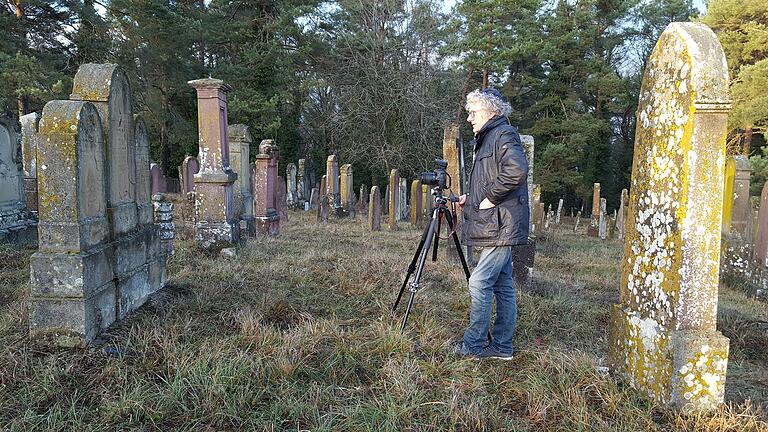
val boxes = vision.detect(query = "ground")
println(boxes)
[0,211,767,431]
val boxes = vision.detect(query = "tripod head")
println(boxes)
[431,185,460,206]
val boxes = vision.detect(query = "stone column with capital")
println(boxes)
[188,78,240,249]
[253,139,280,235]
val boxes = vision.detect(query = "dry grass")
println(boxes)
[0,212,766,431]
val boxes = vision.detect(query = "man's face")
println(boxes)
[466,100,494,134]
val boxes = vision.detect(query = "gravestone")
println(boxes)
[721,156,751,276]
[574,211,581,232]
[422,184,431,219]
[340,163,354,215]
[754,183,768,267]
[326,155,340,208]
[356,184,368,215]
[181,156,199,195]
[384,184,389,215]
[286,163,297,209]
[608,22,731,411]
[309,187,318,210]
[134,117,154,226]
[70,64,163,322]
[617,189,628,240]
[297,159,307,210]
[153,193,175,256]
[0,114,36,244]
[228,124,255,235]
[319,195,329,222]
[389,169,399,230]
[521,135,535,226]
[277,176,288,223]
[20,112,39,214]
[187,77,240,249]
[531,185,542,234]
[598,198,607,240]
[368,186,381,231]
[410,180,422,226]
[556,199,563,225]
[588,183,601,237]
[253,139,280,235]
[399,178,408,221]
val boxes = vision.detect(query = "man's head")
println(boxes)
[465,88,512,134]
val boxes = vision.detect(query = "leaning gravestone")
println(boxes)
[0,114,36,244]
[608,22,731,411]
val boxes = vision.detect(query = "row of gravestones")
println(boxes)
[22,64,168,347]
[531,183,630,241]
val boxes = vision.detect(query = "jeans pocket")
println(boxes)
[468,207,500,241]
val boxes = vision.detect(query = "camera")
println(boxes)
[419,159,451,190]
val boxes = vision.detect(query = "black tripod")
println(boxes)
[392,186,471,333]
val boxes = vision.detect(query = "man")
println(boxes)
[453,88,530,360]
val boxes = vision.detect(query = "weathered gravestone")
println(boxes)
[134,117,153,227]
[326,155,340,209]
[598,198,607,240]
[588,183,601,237]
[188,78,240,249]
[356,184,368,215]
[443,124,465,262]
[20,112,39,214]
[531,184,542,234]
[286,163,297,209]
[368,186,381,231]
[0,114,36,245]
[297,159,307,210]
[609,22,731,411]
[228,124,255,235]
[70,63,164,319]
[317,175,327,221]
[389,169,399,230]
[153,193,175,256]
[720,156,751,276]
[556,199,563,225]
[277,176,288,223]
[340,163,354,216]
[617,188,628,240]
[410,179,422,226]
[309,187,318,210]
[31,84,166,347]
[399,178,408,221]
[253,139,280,235]
[181,156,199,195]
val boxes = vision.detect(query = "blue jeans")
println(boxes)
[462,246,517,354]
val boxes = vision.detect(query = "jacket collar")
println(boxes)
[473,116,509,152]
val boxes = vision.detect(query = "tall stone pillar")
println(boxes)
[253,140,279,235]
[228,124,255,235]
[187,78,239,249]
[389,169,399,230]
[326,155,340,208]
[286,163,298,209]
[297,159,307,210]
[609,22,731,411]
[340,163,354,214]
[410,180,422,226]
[617,189,628,240]
[588,183,601,237]
[598,198,607,240]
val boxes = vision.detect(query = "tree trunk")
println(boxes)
[482,69,489,88]
[14,0,23,18]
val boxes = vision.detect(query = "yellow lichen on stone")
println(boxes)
[722,158,736,234]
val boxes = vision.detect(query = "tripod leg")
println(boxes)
[432,212,442,261]
[442,207,471,281]
[400,208,439,333]
[393,214,434,313]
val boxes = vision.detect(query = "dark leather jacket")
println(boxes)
[463,116,530,247]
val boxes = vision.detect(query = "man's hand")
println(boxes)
[478,198,496,210]
[458,194,467,208]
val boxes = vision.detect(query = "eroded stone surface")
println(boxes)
[368,186,381,231]
[389,169,399,230]
[588,183,601,237]
[0,114,36,244]
[609,22,731,411]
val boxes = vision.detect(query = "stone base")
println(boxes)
[512,240,535,290]
[0,219,37,247]
[255,215,280,235]
[240,216,256,237]
[609,305,728,411]
[195,221,240,250]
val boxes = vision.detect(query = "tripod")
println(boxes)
[392,186,471,333]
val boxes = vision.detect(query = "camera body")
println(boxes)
[419,159,451,190]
